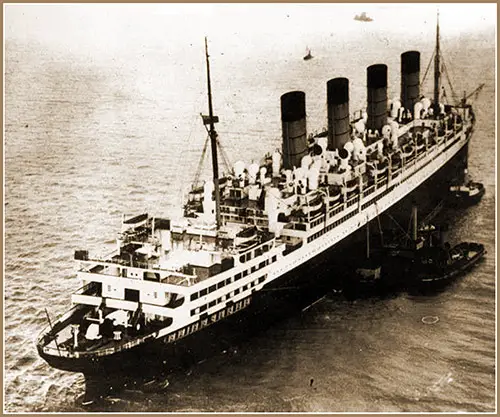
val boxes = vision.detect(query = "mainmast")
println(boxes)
[204,37,222,229]
[433,10,440,117]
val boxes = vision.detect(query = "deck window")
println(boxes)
[191,292,199,301]
[124,288,140,302]
[209,284,216,293]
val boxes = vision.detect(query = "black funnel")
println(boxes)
[281,91,307,169]
[327,77,350,150]
[366,64,388,132]
[401,51,420,115]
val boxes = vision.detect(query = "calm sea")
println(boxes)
[4,17,496,412]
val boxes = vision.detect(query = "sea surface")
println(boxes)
[4,12,496,413]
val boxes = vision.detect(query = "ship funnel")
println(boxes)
[327,77,350,151]
[366,64,388,133]
[281,91,308,170]
[401,51,420,116]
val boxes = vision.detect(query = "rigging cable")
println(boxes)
[384,211,413,243]
[440,54,458,104]
[192,134,211,188]
[216,137,233,174]
[174,93,206,209]
[200,121,232,176]
[420,49,435,89]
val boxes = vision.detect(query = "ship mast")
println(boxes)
[204,37,222,229]
[433,10,440,117]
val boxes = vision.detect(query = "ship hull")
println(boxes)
[38,141,469,376]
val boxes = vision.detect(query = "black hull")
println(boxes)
[39,141,469,376]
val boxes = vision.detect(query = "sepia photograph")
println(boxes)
[4,2,496,412]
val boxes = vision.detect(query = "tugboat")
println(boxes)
[345,203,486,297]
[416,241,485,287]
[37,15,483,375]
[380,207,485,290]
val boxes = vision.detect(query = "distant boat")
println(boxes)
[354,12,373,22]
[303,48,313,60]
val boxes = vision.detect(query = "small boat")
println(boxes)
[415,241,486,287]
[303,47,313,61]
[354,12,373,22]
[448,181,485,206]
[346,206,485,296]
[342,223,387,298]
[382,207,485,289]
[344,259,382,297]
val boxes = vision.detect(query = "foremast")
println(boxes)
[433,10,440,117]
[204,37,222,230]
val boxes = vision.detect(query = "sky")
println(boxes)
[5,3,496,54]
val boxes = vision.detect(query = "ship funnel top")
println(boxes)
[401,51,420,74]
[281,91,306,122]
[327,77,349,105]
[367,64,388,88]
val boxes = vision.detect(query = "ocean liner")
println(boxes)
[37,20,479,374]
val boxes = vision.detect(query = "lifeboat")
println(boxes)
[302,194,324,216]
[345,179,359,198]
[391,154,402,176]
[369,159,388,177]
[401,143,415,158]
